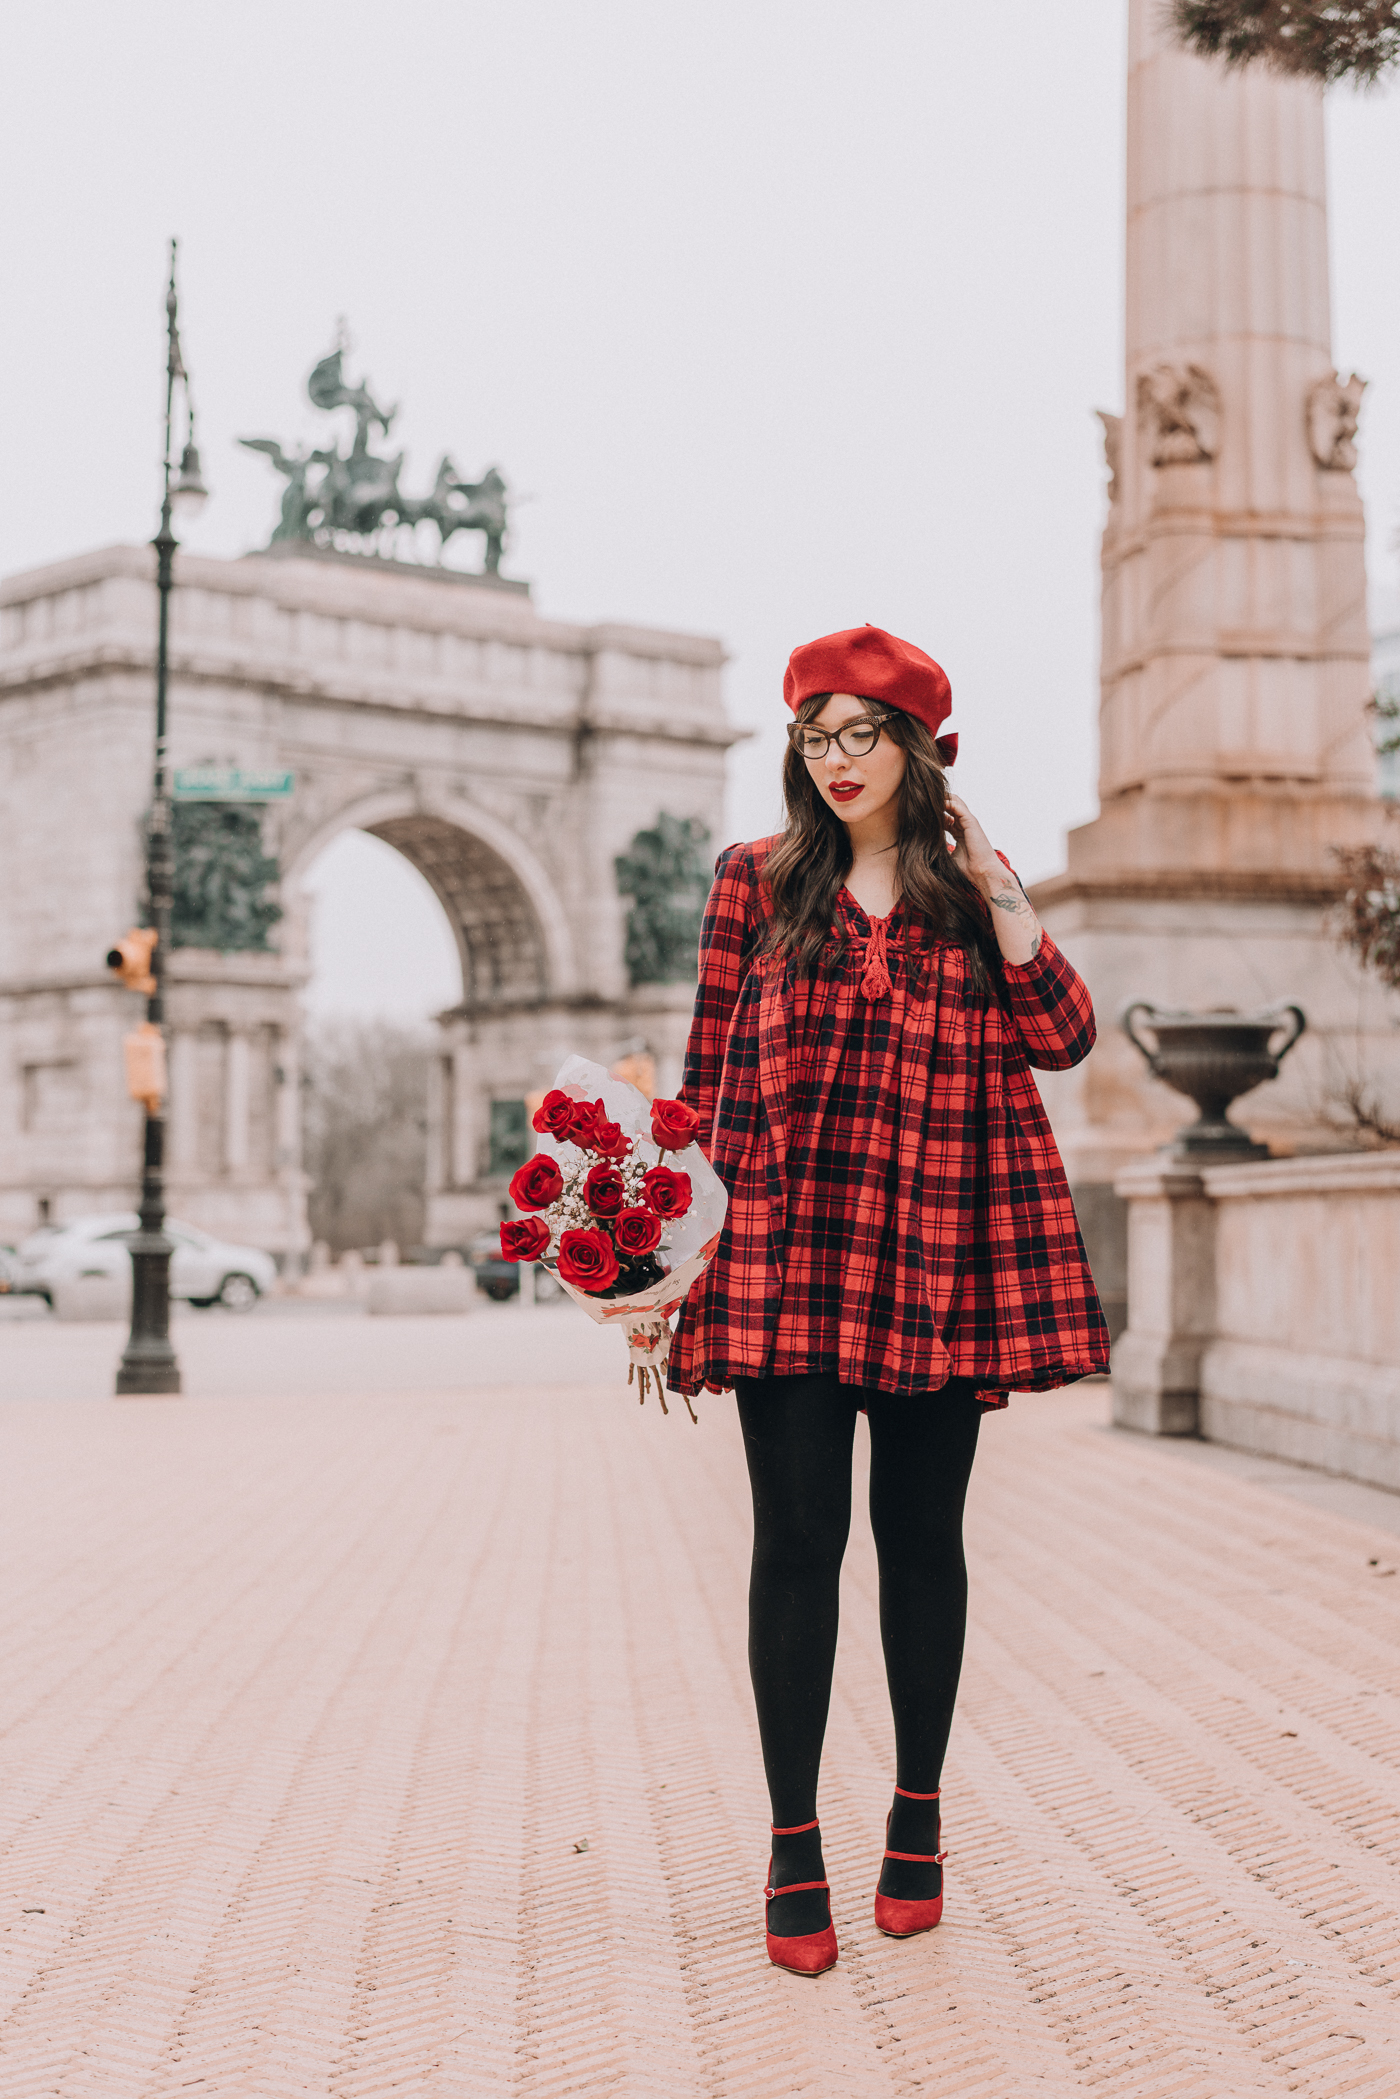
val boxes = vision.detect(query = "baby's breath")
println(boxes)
[538,1136,670,1258]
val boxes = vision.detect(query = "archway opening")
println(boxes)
[365,814,549,1008]
[297,818,553,1259]
[302,829,463,1026]
[299,830,460,1258]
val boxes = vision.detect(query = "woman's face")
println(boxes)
[804,693,908,830]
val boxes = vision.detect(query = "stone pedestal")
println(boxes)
[1199,1151,1400,1488]
[1110,1157,1217,1437]
[1113,1148,1400,1489]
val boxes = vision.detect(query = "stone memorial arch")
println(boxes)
[0,540,738,1257]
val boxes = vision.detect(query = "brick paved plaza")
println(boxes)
[1,1305,1399,2096]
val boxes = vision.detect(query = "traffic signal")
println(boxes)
[106,928,157,995]
[124,1022,167,1112]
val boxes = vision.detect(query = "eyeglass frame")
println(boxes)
[786,712,899,761]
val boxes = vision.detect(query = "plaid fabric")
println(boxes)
[667,839,1110,1406]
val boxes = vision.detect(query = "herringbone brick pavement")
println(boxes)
[0,1378,1397,2097]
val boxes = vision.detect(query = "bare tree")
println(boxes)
[1329,701,1400,1000]
[1326,764,1400,1145]
[1325,1075,1400,1147]
[1333,836,1400,995]
[1170,1,1400,85]
[302,1019,432,1253]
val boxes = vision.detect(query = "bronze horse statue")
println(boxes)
[240,338,511,575]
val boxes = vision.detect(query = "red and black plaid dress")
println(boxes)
[666,839,1110,1407]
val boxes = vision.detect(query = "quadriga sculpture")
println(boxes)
[240,333,511,576]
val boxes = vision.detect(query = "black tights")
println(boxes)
[735,1371,981,1918]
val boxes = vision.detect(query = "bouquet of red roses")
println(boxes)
[497,1054,727,1419]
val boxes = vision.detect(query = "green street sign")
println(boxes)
[173,768,295,802]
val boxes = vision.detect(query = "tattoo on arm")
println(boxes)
[987,877,1043,956]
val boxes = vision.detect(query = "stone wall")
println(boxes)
[1112,1148,1400,1493]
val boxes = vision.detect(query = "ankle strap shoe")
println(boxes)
[765,1818,839,1976]
[873,1786,945,1939]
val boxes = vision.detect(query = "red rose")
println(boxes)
[532,1089,576,1138]
[592,1116,629,1160]
[567,1098,603,1147]
[642,1164,692,1219]
[583,1163,626,1218]
[650,1098,700,1153]
[614,1206,663,1256]
[500,1216,550,1262]
[555,1227,621,1293]
[509,1153,565,1212]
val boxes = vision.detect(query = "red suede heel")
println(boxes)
[873,1786,945,1938]
[765,1818,839,1976]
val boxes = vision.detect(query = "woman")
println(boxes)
[667,624,1109,1977]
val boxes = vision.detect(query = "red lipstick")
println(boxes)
[829,782,864,802]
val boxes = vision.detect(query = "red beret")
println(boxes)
[783,624,957,765]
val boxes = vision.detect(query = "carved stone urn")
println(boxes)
[1120,1001,1307,1159]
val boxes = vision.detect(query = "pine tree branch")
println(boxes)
[1170,1,1400,86]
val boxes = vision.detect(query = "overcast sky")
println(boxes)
[4,3,1397,1019]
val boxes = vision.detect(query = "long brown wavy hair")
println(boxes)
[760,695,1000,991]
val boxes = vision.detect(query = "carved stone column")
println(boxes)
[422,1022,491,1248]
[425,1052,448,1198]
[1100,0,1373,838]
[224,1033,251,1175]
[168,1032,199,1173]
[1030,1,1395,1314]
[450,1040,479,1190]
[273,1027,299,1173]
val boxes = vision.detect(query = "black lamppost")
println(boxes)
[116,240,208,1396]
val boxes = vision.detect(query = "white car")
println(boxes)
[16,1215,277,1312]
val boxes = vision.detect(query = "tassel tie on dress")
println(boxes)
[860,916,893,1002]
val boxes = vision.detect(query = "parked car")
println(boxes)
[467,1229,519,1302]
[15,1215,278,1311]
[465,1230,564,1304]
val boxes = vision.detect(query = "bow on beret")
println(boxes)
[783,623,957,765]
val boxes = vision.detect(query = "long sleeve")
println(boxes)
[679,843,762,1154]
[998,932,1097,1070]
